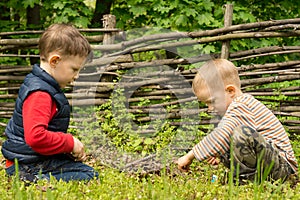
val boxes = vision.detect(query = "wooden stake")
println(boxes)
[221,4,233,59]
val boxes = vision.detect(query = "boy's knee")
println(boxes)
[232,125,254,144]
[232,125,261,149]
[233,125,256,138]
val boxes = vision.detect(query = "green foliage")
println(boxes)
[1,0,93,32]
[0,156,300,199]
[111,0,300,58]
[112,0,222,31]
[41,0,93,28]
[94,96,178,156]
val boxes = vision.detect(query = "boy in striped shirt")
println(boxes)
[177,59,298,183]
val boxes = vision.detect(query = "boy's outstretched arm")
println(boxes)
[177,150,195,172]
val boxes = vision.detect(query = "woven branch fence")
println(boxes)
[0,11,300,136]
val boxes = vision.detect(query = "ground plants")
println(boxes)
[0,150,299,199]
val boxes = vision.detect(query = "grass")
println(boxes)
[0,125,299,199]
[0,154,299,200]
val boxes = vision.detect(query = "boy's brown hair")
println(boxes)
[39,23,92,62]
[192,59,241,93]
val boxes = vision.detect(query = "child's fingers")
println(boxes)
[178,164,189,172]
[207,157,220,165]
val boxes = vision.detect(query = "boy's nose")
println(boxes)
[74,72,80,80]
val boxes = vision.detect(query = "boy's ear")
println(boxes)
[225,85,236,98]
[49,55,61,67]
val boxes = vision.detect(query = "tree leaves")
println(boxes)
[22,0,39,8]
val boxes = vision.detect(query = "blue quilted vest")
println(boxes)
[1,64,71,164]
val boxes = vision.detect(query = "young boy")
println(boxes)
[177,59,298,183]
[1,23,98,182]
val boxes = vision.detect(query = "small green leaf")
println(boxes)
[144,138,154,145]
[53,2,65,10]
[175,15,188,26]
[22,0,39,8]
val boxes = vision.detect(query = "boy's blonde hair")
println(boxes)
[192,59,241,93]
[39,23,92,62]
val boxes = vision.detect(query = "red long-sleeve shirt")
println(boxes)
[5,91,74,168]
[23,91,74,155]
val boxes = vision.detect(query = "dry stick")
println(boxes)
[92,24,300,56]
[249,91,300,96]
[133,88,193,96]
[249,85,300,92]
[127,108,206,114]
[0,28,120,37]
[72,81,114,87]
[65,93,110,99]
[130,96,197,109]
[0,45,34,51]
[116,77,170,88]
[86,54,210,70]
[230,46,300,58]
[188,18,300,37]
[118,68,196,79]
[0,35,105,46]
[0,65,28,69]
[0,66,32,74]
[279,106,300,112]
[104,58,188,71]
[130,31,300,55]
[128,96,177,102]
[238,60,300,71]
[239,68,300,76]
[262,24,300,31]
[0,94,18,99]
[0,54,39,58]
[120,154,157,171]
[221,4,233,59]
[136,109,203,121]
[103,30,300,57]
[70,98,108,106]
[0,38,38,45]
[231,50,300,61]
[0,37,104,53]
[0,75,25,81]
[273,111,300,117]
[241,74,300,86]
[0,87,20,91]
[101,18,300,54]
[282,120,300,125]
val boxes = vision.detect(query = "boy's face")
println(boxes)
[49,54,86,88]
[194,83,233,116]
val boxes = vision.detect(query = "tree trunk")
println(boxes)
[27,3,41,65]
[90,0,113,28]
[0,2,10,22]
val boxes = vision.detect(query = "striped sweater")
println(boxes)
[192,93,298,172]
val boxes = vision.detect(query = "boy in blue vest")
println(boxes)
[1,23,99,182]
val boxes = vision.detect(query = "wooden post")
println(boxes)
[221,4,233,59]
[102,14,116,46]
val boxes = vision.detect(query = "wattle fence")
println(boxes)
[0,12,299,135]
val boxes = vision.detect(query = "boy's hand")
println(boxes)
[207,157,220,166]
[176,150,195,172]
[72,137,86,161]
